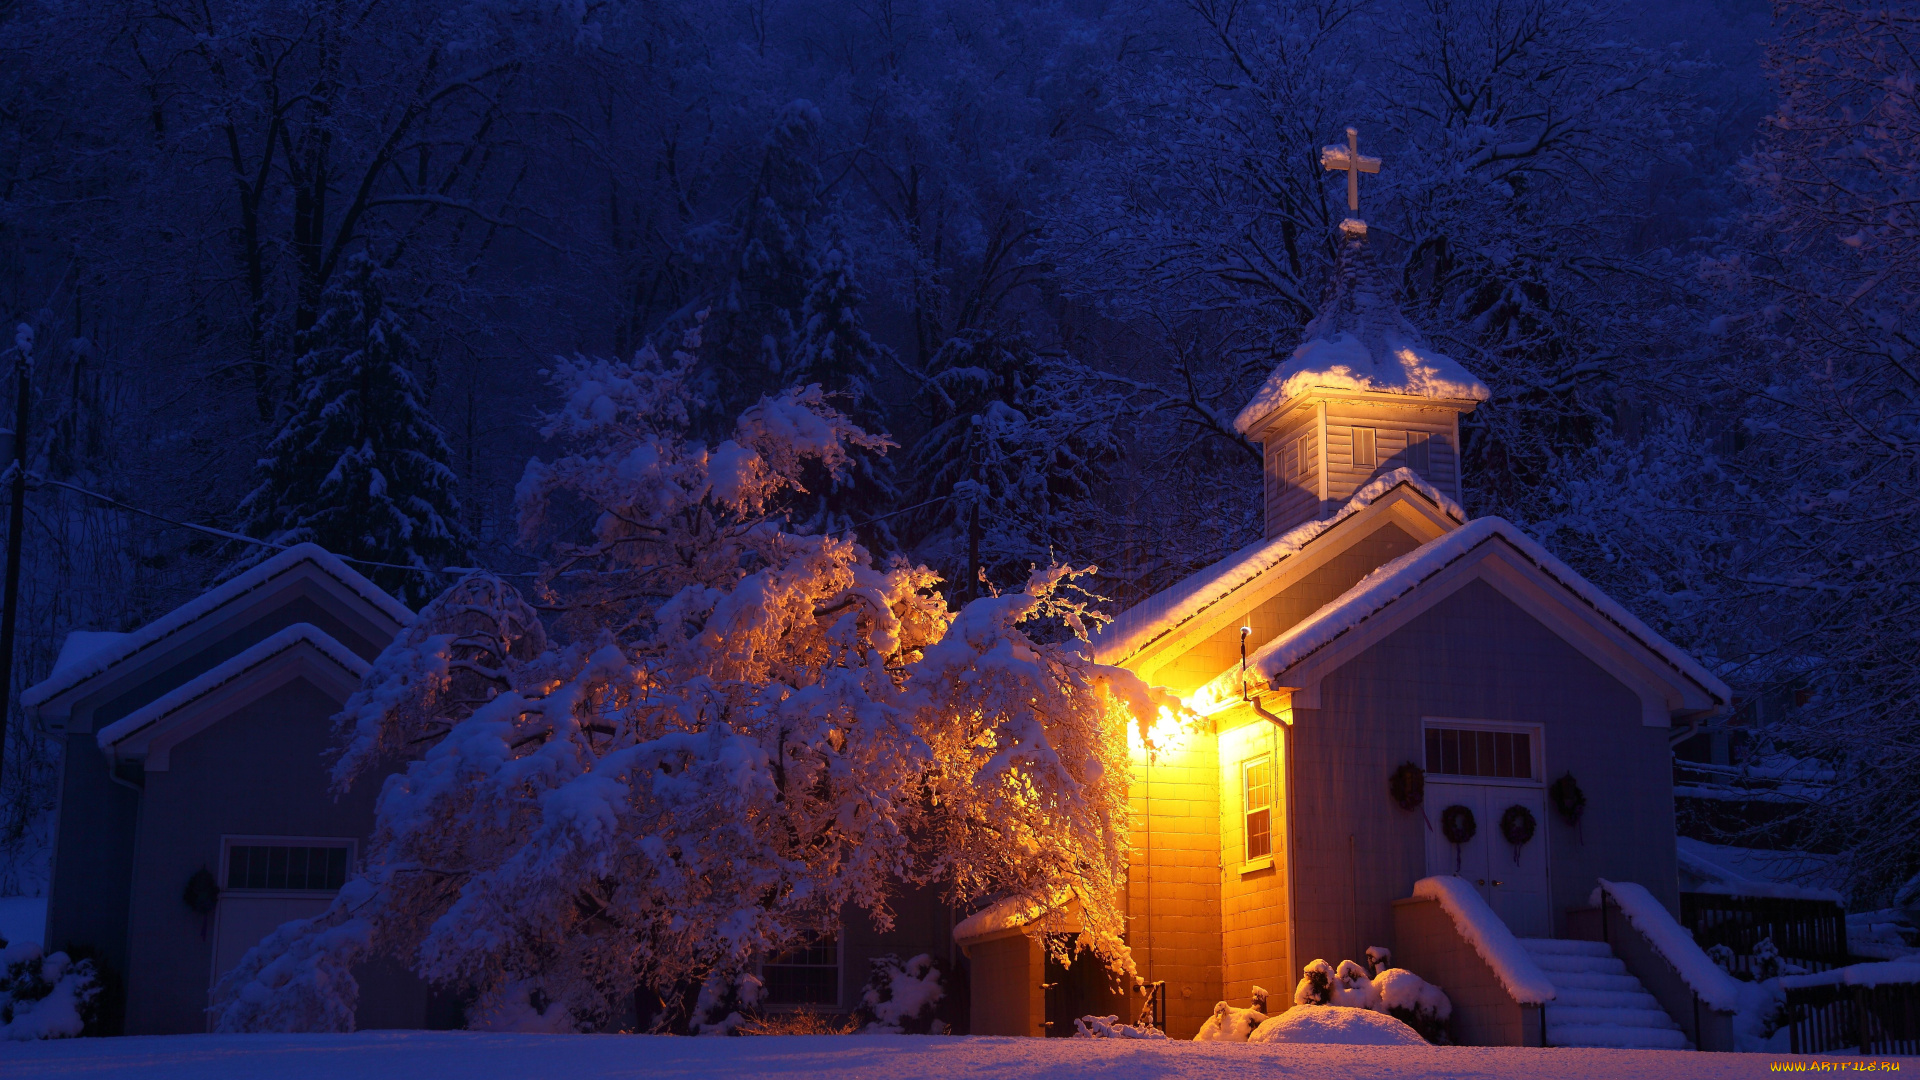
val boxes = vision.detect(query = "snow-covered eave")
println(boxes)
[24,543,408,714]
[952,891,1081,949]
[1091,471,1465,668]
[1209,518,1732,712]
[1238,385,1489,440]
[95,623,371,758]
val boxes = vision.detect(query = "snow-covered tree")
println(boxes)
[236,254,473,606]
[209,322,1166,1033]
[1538,0,1920,905]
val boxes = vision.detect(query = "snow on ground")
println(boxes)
[0,896,45,947]
[1,1032,1909,1079]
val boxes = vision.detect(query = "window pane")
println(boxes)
[1246,808,1272,860]
[1425,727,1537,779]
[226,847,248,889]
[326,846,349,889]
[1244,758,1271,812]
[246,847,268,889]
[763,936,839,1006]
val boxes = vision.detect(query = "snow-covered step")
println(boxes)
[1519,938,1692,1051]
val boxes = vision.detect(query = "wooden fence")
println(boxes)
[1786,981,1920,1056]
[1679,892,1849,977]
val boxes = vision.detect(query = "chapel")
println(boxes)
[953,134,1739,1049]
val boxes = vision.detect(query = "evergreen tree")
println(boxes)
[905,329,1118,599]
[699,99,824,428]
[237,254,473,607]
[787,232,900,546]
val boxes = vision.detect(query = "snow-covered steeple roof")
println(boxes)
[1233,228,1490,436]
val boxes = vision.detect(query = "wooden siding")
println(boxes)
[123,677,432,1034]
[1128,737,1223,1039]
[968,935,1045,1036]
[1322,403,1461,508]
[1261,407,1321,539]
[1218,720,1291,1014]
[1149,522,1424,696]
[1288,578,1678,977]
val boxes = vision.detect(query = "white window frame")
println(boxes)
[1294,433,1313,480]
[1241,751,1275,870]
[755,932,844,1012]
[219,835,357,898]
[1421,718,1545,788]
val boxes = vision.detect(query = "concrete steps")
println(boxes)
[1521,938,1691,1050]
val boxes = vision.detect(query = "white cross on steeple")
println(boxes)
[1320,126,1381,233]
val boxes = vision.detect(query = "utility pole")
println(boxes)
[0,323,33,785]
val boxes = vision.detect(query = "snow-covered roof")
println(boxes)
[23,543,409,711]
[951,891,1078,947]
[95,622,371,760]
[47,631,131,687]
[1204,517,1732,710]
[1233,232,1488,436]
[1676,838,1843,903]
[1091,470,1462,667]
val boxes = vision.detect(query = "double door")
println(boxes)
[1424,781,1552,938]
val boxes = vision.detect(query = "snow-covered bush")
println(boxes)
[856,954,945,1034]
[210,324,1166,1033]
[1293,959,1334,1006]
[1372,969,1451,1045]
[1073,1014,1166,1039]
[1192,997,1267,1041]
[0,937,100,1040]
[1330,960,1377,1010]
[1248,1006,1426,1047]
[1288,956,1451,1044]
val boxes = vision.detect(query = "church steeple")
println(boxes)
[1234,127,1489,539]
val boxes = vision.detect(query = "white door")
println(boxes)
[1426,782,1552,937]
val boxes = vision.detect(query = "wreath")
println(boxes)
[1440,804,1476,871]
[1389,762,1425,811]
[1499,804,1537,864]
[1549,773,1587,827]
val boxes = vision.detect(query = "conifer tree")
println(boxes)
[787,232,899,545]
[237,254,473,607]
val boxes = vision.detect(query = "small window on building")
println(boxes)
[1243,755,1274,861]
[1278,437,1297,481]
[1294,433,1313,479]
[1351,427,1377,468]
[1425,726,1534,780]
[761,935,840,1006]
[1406,431,1431,475]
[224,842,351,892]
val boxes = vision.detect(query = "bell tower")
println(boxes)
[1233,128,1488,539]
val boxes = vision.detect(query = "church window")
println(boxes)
[1243,755,1273,861]
[1425,725,1534,780]
[223,840,351,892]
[1406,431,1431,475]
[1351,427,1377,468]
[760,934,840,1006]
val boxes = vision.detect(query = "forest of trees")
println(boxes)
[0,0,1912,912]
